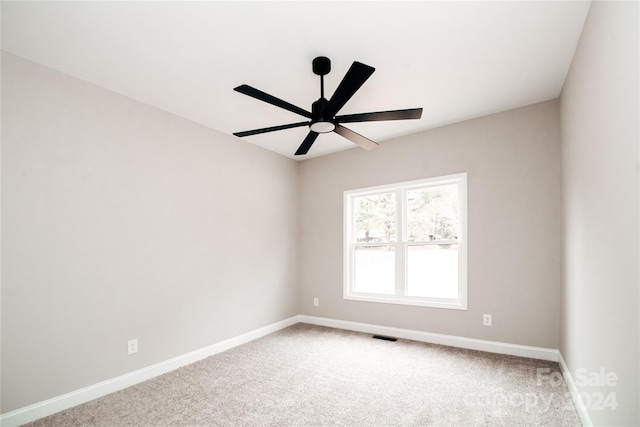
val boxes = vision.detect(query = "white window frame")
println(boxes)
[343,173,467,310]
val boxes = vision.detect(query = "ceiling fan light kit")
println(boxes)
[233,56,423,156]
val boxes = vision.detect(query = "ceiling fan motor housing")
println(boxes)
[310,97,336,133]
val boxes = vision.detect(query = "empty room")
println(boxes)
[1,1,638,426]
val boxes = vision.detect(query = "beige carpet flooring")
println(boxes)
[26,323,581,426]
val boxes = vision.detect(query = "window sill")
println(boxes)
[344,293,467,310]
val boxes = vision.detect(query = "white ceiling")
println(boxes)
[1,1,591,160]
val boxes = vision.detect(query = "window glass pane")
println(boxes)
[353,192,396,242]
[354,246,395,295]
[406,244,458,299]
[406,184,459,242]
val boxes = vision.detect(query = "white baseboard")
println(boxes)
[558,352,592,427]
[298,315,559,362]
[0,316,299,427]
[2,314,561,427]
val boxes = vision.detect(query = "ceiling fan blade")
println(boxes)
[334,125,379,151]
[233,121,309,138]
[323,62,375,118]
[234,84,311,118]
[294,131,319,156]
[336,108,423,123]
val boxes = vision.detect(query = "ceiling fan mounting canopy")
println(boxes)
[233,56,423,156]
[312,56,331,76]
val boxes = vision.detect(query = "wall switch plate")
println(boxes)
[313,298,319,307]
[128,339,138,354]
[483,314,492,326]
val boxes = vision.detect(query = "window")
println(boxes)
[344,174,467,309]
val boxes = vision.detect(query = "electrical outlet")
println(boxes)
[313,298,319,307]
[483,314,492,326]
[128,339,138,354]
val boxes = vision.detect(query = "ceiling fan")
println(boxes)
[233,57,423,156]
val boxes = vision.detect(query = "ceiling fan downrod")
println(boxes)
[310,56,335,133]
[313,56,331,99]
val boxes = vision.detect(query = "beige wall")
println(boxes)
[1,53,299,412]
[560,1,640,425]
[298,100,563,349]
